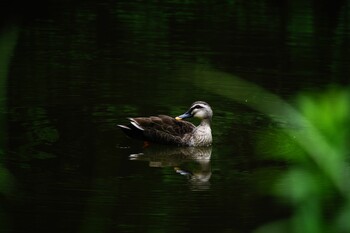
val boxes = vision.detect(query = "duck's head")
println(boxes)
[175,101,213,121]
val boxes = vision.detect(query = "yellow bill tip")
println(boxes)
[175,117,182,121]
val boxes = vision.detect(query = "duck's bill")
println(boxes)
[175,112,192,120]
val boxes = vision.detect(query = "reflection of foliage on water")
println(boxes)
[10,107,59,161]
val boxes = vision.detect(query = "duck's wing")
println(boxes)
[118,115,195,145]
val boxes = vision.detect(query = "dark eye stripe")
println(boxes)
[189,105,204,114]
[193,105,204,109]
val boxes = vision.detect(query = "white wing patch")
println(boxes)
[129,118,145,131]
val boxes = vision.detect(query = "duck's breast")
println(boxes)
[192,126,212,146]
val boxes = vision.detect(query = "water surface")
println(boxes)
[2,1,350,233]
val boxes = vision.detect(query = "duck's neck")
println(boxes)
[199,118,211,127]
[192,118,212,146]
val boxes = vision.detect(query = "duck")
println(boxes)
[117,101,213,146]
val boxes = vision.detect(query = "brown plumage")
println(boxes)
[117,101,213,146]
[118,115,195,145]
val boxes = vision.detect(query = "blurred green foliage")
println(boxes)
[0,25,18,158]
[0,25,19,233]
[192,67,350,233]
[298,88,349,153]
[256,88,350,233]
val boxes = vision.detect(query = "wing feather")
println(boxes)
[122,115,195,145]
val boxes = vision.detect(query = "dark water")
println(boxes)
[2,1,350,233]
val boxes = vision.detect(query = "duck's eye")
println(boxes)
[190,105,203,113]
[193,105,204,109]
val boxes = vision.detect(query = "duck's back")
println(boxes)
[118,115,195,146]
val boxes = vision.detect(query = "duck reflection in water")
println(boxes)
[129,146,212,190]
